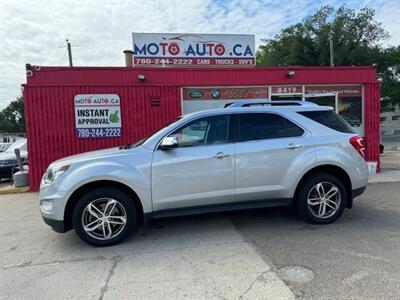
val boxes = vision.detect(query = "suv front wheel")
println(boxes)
[296,173,347,224]
[72,187,136,246]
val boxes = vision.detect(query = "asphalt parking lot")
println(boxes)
[0,192,293,300]
[229,182,400,299]
[1,152,399,299]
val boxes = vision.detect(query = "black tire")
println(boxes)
[72,187,136,247]
[295,173,347,224]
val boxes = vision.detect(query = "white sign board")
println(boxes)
[133,33,255,66]
[74,94,122,138]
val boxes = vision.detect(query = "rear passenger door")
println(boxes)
[235,112,314,202]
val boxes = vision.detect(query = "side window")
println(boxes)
[170,115,229,147]
[238,113,303,142]
[286,119,304,137]
[298,110,355,133]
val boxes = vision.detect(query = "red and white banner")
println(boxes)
[133,33,255,67]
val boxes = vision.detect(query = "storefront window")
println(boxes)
[271,95,302,101]
[305,95,335,108]
[338,96,362,128]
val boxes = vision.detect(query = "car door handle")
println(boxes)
[286,143,303,150]
[214,152,231,159]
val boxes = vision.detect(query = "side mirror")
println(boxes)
[159,136,179,150]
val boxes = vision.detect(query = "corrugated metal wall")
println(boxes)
[26,66,378,86]
[364,82,381,171]
[24,66,381,191]
[24,85,181,191]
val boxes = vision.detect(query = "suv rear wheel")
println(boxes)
[296,173,347,224]
[72,187,136,246]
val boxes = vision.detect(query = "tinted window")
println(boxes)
[298,110,355,133]
[171,115,229,147]
[286,120,305,137]
[238,113,304,142]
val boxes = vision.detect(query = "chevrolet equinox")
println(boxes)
[40,104,368,246]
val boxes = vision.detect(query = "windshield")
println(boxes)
[5,140,27,153]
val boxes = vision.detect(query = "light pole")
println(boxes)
[329,32,334,67]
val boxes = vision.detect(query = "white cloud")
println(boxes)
[0,0,399,110]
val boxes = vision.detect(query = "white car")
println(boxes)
[0,139,27,180]
[40,103,368,246]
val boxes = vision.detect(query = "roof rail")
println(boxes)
[225,100,318,108]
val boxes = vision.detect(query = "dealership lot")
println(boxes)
[0,192,293,300]
[1,181,399,299]
[230,181,400,299]
[1,152,399,299]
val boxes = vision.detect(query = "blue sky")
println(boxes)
[1,0,399,109]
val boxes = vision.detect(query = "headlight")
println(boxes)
[42,165,70,185]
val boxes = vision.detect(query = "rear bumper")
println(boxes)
[347,186,367,209]
[42,216,67,233]
[352,186,367,198]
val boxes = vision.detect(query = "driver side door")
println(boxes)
[151,114,235,211]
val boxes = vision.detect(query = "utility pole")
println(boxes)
[329,32,334,67]
[66,39,73,67]
[59,39,78,67]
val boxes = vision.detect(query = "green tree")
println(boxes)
[379,46,400,110]
[0,96,25,133]
[256,6,400,108]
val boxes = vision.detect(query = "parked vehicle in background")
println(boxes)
[380,137,385,154]
[0,139,28,180]
[0,143,11,153]
[39,104,368,246]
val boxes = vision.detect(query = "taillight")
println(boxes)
[349,135,365,158]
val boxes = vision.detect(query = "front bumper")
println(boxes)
[42,216,67,233]
[39,182,70,232]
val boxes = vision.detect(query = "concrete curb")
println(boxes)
[368,170,400,183]
[0,187,29,195]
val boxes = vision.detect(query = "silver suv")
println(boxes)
[40,103,369,246]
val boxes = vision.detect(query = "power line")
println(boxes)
[59,48,68,66]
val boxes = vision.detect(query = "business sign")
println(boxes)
[305,85,362,97]
[133,33,255,66]
[182,86,268,100]
[74,94,122,138]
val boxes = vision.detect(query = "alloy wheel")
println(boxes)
[307,181,341,219]
[81,198,127,240]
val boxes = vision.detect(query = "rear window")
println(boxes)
[298,110,355,133]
